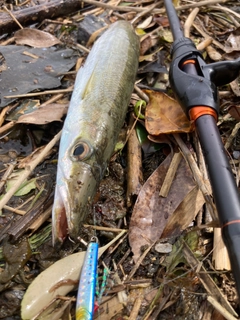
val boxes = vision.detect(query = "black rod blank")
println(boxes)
[196,115,240,297]
[164,0,240,301]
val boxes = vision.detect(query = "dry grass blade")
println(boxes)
[0,130,62,210]
[182,240,238,317]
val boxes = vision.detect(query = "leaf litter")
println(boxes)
[0,0,239,319]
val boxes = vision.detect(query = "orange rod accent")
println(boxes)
[182,59,196,66]
[222,220,240,228]
[189,106,217,122]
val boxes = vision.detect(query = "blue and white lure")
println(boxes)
[76,236,99,320]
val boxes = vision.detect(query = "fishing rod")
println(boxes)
[163,0,240,300]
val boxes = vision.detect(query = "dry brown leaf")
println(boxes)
[137,16,153,29]
[228,105,240,120]
[15,28,61,48]
[206,45,222,61]
[161,186,205,238]
[129,153,197,261]
[145,90,193,135]
[153,15,169,27]
[224,27,240,53]
[230,79,240,97]
[17,103,68,124]
[99,296,124,319]
[147,133,172,145]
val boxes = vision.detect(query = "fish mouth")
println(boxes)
[52,163,99,245]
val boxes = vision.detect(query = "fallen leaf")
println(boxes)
[162,231,199,273]
[137,16,153,29]
[228,104,240,120]
[129,154,197,261]
[161,186,205,238]
[145,90,193,134]
[230,79,240,97]
[158,28,173,43]
[139,46,162,62]
[17,103,69,124]
[153,15,170,27]
[224,27,240,53]
[99,296,124,319]
[15,28,61,48]
[6,171,37,196]
[6,100,40,121]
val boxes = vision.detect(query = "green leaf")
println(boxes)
[6,171,37,196]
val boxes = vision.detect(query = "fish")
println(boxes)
[76,237,98,320]
[52,20,139,244]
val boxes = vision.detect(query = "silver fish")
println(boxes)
[52,20,139,244]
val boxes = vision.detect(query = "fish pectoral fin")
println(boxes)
[81,65,98,99]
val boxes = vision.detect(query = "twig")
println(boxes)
[194,134,212,225]
[207,295,238,320]
[134,84,149,103]
[2,5,24,30]
[0,121,15,135]
[81,0,228,14]
[127,241,156,281]
[3,205,25,215]
[75,43,90,53]
[82,0,160,13]
[159,152,182,197]
[224,122,240,150]
[176,0,229,11]
[4,87,73,99]
[131,2,160,25]
[210,5,240,21]
[182,240,238,317]
[0,161,16,194]
[196,38,212,51]
[0,130,62,210]
[126,112,143,207]
[184,7,199,38]
[192,22,225,51]
[128,290,144,320]
[0,105,11,127]
[83,224,127,233]
[217,113,232,126]
[212,227,231,271]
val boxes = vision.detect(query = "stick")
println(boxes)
[159,151,182,197]
[212,228,231,271]
[184,7,199,38]
[82,0,229,14]
[126,113,143,207]
[4,87,73,99]
[0,0,85,36]
[207,295,238,320]
[0,130,62,211]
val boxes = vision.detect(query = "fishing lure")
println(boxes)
[76,236,98,320]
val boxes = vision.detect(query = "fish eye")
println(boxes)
[71,141,92,161]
